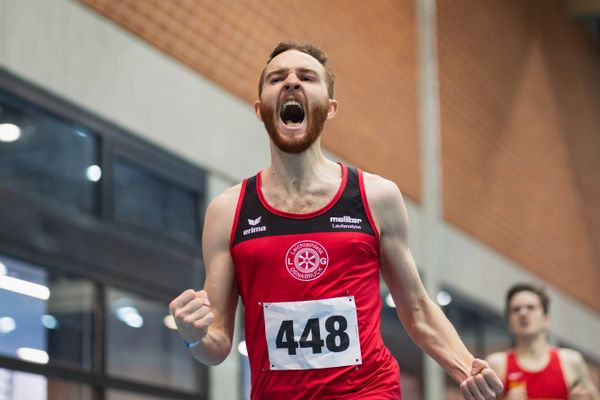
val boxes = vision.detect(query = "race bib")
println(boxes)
[263,296,362,370]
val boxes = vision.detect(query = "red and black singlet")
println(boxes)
[230,164,401,400]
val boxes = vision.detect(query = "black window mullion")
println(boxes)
[98,135,113,221]
[93,281,106,379]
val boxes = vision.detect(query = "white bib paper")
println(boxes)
[263,296,362,370]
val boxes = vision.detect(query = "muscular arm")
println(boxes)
[365,173,502,396]
[169,186,240,365]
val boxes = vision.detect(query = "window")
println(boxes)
[380,293,424,396]
[0,89,100,214]
[442,290,510,357]
[442,288,511,396]
[0,254,94,369]
[113,158,199,240]
[379,286,511,400]
[105,288,203,392]
[0,69,207,400]
[0,369,93,400]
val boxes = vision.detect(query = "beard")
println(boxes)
[260,96,329,154]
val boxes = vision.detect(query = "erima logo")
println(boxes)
[243,216,267,236]
[330,216,362,224]
[248,216,262,226]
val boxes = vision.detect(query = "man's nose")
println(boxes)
[518,308,528,316]
[283,74,301,91]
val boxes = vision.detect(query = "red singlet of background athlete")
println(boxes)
[503,348,568,399]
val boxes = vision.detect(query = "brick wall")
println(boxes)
[438,0,600,310]
[77,0,420,200]
[77,0,600,311]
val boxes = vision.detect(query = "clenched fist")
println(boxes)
[169,289,215,345]
[460,358,504,400]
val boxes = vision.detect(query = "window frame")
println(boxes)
[0,68,209,400]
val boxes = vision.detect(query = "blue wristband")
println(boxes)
[183,339,201,349]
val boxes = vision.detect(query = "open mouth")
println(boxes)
[279,100,305,127]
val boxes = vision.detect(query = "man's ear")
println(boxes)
[254,100,263,121]
[327,99,338,120]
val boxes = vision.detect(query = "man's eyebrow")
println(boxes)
[265,67,319,79]
[265,68,289,79]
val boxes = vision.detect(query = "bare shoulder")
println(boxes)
[558,347,600,394]
[362,171,403,205]
[362,171,407,234]
[203,183,243,241]
[558,347,586,366]
[206,183,243,217]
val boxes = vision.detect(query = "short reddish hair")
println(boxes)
[258,41,336,99]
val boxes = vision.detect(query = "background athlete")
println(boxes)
[170,41,503,399]
[486,283,600,399]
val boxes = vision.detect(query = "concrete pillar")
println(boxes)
[417,0,445,398]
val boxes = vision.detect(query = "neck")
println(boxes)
[265,138,339,192]
[515,333,550,357]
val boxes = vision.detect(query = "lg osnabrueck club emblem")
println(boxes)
[285,240,329,281]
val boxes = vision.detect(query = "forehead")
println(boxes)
[264,49,325,76]
[510,290,542,307]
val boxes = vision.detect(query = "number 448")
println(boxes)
[275,315,350,355]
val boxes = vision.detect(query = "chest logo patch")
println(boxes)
[285,240,329,281]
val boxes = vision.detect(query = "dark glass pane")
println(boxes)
[442,289,510,395]
[0,90,100,213]
[113,158,199,240]
[380,298,423,378]
[105,288,203,392]
[481,315,511,355]
[447,301,511,357]
[0,368,93,400]
[445,304,480,354]
[0,254,94,369]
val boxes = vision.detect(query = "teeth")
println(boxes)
[283,100,302,108]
